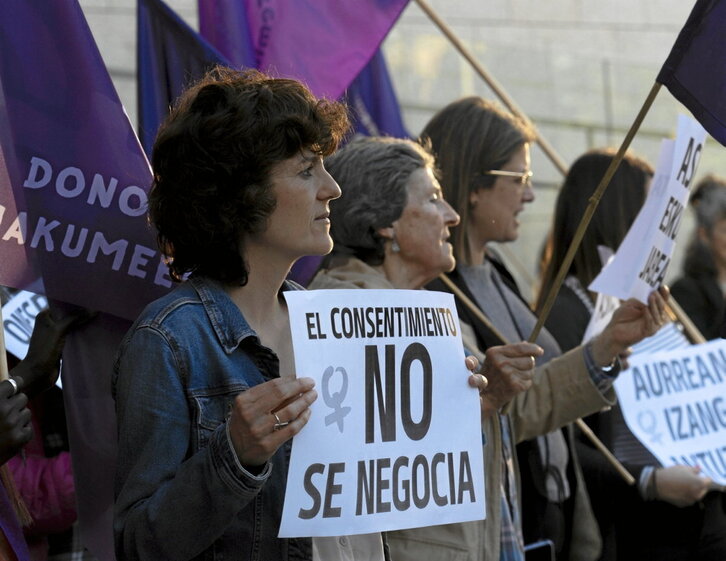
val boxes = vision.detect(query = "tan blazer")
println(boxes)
[310,259,609,561]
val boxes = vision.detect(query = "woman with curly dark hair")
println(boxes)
[112,67,371,561]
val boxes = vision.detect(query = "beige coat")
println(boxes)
[310,258,610,561]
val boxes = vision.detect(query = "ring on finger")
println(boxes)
[272,411,289,431]
[5,378,18,397]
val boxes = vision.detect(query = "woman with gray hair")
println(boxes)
[310,135,540,364]
[309,135,548,558]
[672,175,726,340]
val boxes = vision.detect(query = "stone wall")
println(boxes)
[79,0,715,300]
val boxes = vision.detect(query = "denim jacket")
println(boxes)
[113,276,311,561]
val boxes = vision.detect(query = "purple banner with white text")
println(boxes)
[0,0,171,320]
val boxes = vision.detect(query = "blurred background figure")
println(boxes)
[539,151,726,561]
[537,149,652,350]
[671,175,726,340]
[1,288,93,561]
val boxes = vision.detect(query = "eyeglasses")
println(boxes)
[483,169,533,186]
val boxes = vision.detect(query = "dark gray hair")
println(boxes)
[325,136,435,265]
[691,175,726,231]
[684,174,726,276]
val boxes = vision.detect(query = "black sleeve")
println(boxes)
[543,286,591,353]
[670,276,719,340]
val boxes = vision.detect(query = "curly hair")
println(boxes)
[323,136,435,266]
[420,97,536,265]
[149,67,350,284]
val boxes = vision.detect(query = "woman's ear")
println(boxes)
[376,225,395,241]
[469,189,480,208]
[697,226,710,245]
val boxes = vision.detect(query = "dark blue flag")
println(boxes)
[198,0,255,68]
[346,49,409,138]
[657,0,726,146]
[138,0,230,155]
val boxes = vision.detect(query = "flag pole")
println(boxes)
[413,0,708,340]
[0,307,8,381]
[529,82,662,343]
[413,0,568,176]
[438,273,637,485]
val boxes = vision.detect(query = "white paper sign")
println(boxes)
[580,247,619,344]
[2,290,48,359]
[614,339,726,485]
[581,291,619,346]
[590,115,707,303]
[280,289,486,537]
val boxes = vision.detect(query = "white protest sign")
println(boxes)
[280,289,486,537]
[590,115,707,303]
[614,339,726,485]
[581,291,619,346]
[580,247,619,344]
[2,290,48,359]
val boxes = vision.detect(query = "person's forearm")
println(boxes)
[116,423,267,560]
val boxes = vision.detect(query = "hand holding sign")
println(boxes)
[0,378,31,465]
[12,304,94,397]
[654,465,711,507]
[281,289,486,537]
[590,286,670,367]
[478,342,544,417]
[465,355,489,400]
[228,376,317,469]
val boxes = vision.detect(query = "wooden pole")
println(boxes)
[667,299,707,344]
[438,273,636,485]
[415,0,703,486]
[438,274,510,344]
[528,82,662,343]
[573,418,635,485]
[412,0,708,344]
[413,0,569,176]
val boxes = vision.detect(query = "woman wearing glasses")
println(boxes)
[408,97,669,561]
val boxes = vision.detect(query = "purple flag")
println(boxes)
[199,1,409,286]
[138,0,231,155]
[0,0,172,321]
[199,0,409,100]
[198,0,256,68]
[346,49,409,138]
[657,0,726,146]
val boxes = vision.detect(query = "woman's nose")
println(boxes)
[443,199,460,226]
